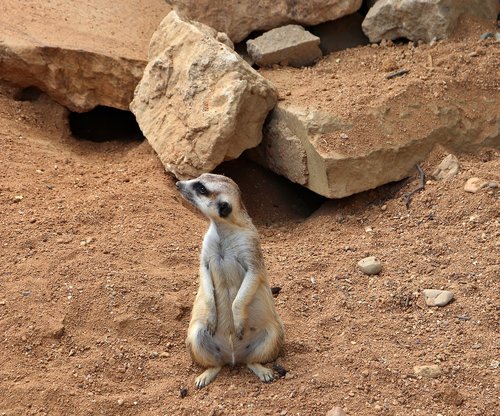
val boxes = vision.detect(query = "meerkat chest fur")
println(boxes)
[202,222,256,301]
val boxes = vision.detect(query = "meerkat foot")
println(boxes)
[195,367,221,389]
[247,363,274,383]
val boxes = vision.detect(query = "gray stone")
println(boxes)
[167,0,363,43]
[414,365,442,378]
[422,289,454,307]
[247,25,322,68]
[130,11,277,180]
[362,0,498,43]
[432,154,459,181]
[464,177,489,193]
[357,256,382,275]
[480,32,495,40]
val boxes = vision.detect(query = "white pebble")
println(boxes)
[357,256,382,275]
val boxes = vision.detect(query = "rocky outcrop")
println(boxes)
[130,11,278,180]
[247,25,322,68]
[248,85,499,198]
[167,0,363,43]
[362,0,499,43]
[0,0,170,112]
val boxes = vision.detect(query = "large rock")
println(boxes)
[362,0,499,43]
[130,11,278,179]
[247,84,499,198]
[247,25,322,68]
[167,0,363,43]
[0,0,170,112]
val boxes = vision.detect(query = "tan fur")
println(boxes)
[176,173,284,388]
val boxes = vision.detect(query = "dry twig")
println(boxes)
[403,163,426,209]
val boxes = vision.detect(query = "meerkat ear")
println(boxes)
[218,201,232,218]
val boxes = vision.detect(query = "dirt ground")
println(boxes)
[1,19,499,416]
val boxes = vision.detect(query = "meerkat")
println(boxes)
[176,173,285,388]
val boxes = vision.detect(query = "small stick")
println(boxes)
[427,54,433,68]
[403,163,426,209]
[386,69,409,79]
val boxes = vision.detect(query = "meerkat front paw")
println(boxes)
[206,314,217,335]
[234,319,245,340]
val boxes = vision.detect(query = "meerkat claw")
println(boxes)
[195,367,221,389]
[247,363,275,383]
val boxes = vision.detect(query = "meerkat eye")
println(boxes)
[193,182,209,196]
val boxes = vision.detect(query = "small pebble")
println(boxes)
[432,154,459,181]
[271,286,282,296]
[272,363,287,378]
[413,365,442,378]
[479,32,494,40]
[13,195,23,203]
[180,387,188,398]
[464,177,488,193]
[326,406,347,416]
[117,398,124,406]
[357,256,382,275]
[340,133,349,140]
[422,289,454,307]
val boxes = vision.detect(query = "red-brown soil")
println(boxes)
[1,19,499,416]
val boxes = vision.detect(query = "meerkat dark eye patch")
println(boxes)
[193,181,209,196]
[218,201,232,218]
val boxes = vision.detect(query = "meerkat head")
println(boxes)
[176,173,246,224]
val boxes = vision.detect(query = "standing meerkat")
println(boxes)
[176,173,285,388]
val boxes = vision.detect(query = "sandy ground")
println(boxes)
[1,18,499,416]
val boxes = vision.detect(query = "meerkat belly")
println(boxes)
[209,254,245,332]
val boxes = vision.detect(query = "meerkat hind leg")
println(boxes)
[247,363,274,383]
[195,367,221,389]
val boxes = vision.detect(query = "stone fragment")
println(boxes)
[247,25,322,68]
[432,154,459,181]
[464,177,489,193]
[362,0,498,43]
[357,256,382,275]
[479,32,495,40]
[326,407,347,416]
[0,0,170,111]
[413,365,442,378]
[167,0,362,43]
[422,289,454,307]
[130,11,278,179]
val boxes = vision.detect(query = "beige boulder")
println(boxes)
[362,0,498,43]
[167,0,363,43]
[0,0,170,112]
[248,85,499,198]
[130,11,278,179]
